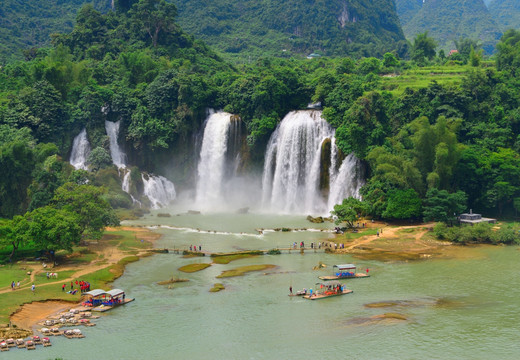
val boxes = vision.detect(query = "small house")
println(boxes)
[459,210,496,225]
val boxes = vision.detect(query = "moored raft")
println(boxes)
[6,338,15,347]
[318,264,370,281]
[16,338,25,348]
[32,335,42,345]
[0,341,9,352]
[25,340,36,350]
[42,337,52,347]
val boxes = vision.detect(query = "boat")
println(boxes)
[288,289,308,297]
[32,335,41,345]
[318,264,370,281]
[84,289,135,312]
[16,339,25,348]
[26,340,36,350]
[303,281,353,300]
[6,338,15,347]
[0,341,8,352]
[42,337,52,347]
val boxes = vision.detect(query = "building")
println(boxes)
[459,210,496,225]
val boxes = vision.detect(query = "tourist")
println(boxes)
[366,268,369,274]
[376,231,379,237]
[11,281,14,290]
[289,286,292,294]
[46,272,49,279]
[62,284,66,292]
[309,288,313,297]
[31,284,35,293]
[189,245,192,251]
[70,281,73,290]
[199,245,201,251]
[16,281,20,288]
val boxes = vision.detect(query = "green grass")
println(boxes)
[380,65,473,96]
[0,264,29,288]
[178,263,211,273]
[36,270,76,282]
[211,254,260,264]
[342,228,379,240]
[209,283,225,292]
[216,264,276,278]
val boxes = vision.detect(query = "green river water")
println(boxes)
[8,208,520,359]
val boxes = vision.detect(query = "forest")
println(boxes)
[3,0,520,260]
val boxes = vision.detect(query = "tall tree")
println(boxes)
[130,0,178,48]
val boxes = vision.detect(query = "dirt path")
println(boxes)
[342,225,429,251]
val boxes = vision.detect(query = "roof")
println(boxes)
[106,289,125,297]
[334,264,356,270]
[316,281,342,286]
[84,289,107,297]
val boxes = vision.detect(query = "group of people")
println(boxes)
[189,245,202,252]
[62,280,91,294]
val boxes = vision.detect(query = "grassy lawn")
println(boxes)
[178,263,211,273]
[0,265,30,289]
[211,254,260,264]
[341,228,379,241]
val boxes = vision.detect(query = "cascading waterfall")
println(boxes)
[105,120,176,208]
[195,111,243,207]
[69,128,91,170]
[142,174,176,209]
[262,110,363,214]
[327,153,364,209]
[105,120,127,168]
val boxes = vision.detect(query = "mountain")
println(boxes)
[398,0,502,53]
[174,0,407,60]
[0,0,111,62]
[489,0,520,31]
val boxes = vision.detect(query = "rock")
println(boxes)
[157,213,171,217]
[307,215,324,223]
[187,210,201,215]
[236,207,249,214]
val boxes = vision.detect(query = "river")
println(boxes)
[9,207,520,359]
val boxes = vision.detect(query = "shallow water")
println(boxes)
[10,208,520,359]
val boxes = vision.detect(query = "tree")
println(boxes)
[382,189,422,220]
[52,182,119,240]
[331,197,369,229]
[423,188,467,223]
[411,32,437,64]
[130,0,178,48]
[87,147,113,171]
[496,29,520,75]
[25,206,82,264]
[0,216,30,262]
[383,53,399,68]
[454,38,481,62]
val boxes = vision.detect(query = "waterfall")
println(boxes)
[70,128,91,170]
[195,111,243,207]
[262,110,363,214]
[261,110,334,214]
[142,174,176,209]
[328,153,364,209]
[105,120,126,168]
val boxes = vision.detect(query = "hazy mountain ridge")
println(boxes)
[0,0,111,62]
[489,0,520,31]
[397,0,502,53]
[174,0,407,59]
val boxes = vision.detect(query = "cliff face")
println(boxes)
[489,0,520,31]
[175,0,407,59]
[396,0,502,53]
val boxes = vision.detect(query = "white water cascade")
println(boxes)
[262,110,363,214]
[105,120,127,168]
[142,174,176,209]
[69,128,91,170]
[105,120,176,208]
[328,153,364,209]
[195,111,242,207]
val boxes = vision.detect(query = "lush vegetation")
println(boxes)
[3,1,520,251]
[489,0,520,32]
[0,0,110,63]
[396,0,502,53]
[175,0,407,61]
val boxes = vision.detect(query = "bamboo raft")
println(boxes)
[303,288,353,300]
[92,298,134,312]
[42,338,52,347]
[0,342,8,352]
[26,340,36,350]
[318,273,370,281]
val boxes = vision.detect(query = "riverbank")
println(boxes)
[0,226,160,337]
